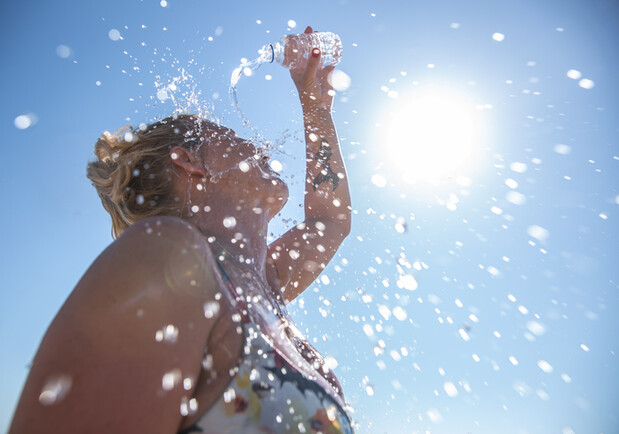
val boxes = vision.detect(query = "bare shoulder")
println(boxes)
[99,216,220,296]
[9,216,224,433]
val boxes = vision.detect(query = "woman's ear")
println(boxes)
[169,146,207,177]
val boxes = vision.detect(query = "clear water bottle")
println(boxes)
[260,32,343,70]
[229,31,342,129]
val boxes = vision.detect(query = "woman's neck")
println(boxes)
[184,200,271,279]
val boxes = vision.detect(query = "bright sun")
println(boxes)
[384,87,484,185]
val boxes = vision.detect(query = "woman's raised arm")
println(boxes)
[268,26,352,303]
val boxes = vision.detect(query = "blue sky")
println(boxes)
[1,0,618,432]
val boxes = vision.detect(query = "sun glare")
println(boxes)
[383,88,484,185]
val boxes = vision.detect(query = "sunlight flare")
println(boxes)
[383,87,485,185]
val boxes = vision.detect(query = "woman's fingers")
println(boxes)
[302,47,321,85]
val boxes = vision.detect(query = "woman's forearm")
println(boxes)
[302,108,351,233]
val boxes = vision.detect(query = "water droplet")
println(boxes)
[392,306,407,321]
[487,266,500,277]
[287,20,297,28]
[183,377,194,390]
[566,69,581,80]
[537,360,553,373]
[365,385,374,396]
[527,225,549,241]
[157,89,169,101]
[39,375,72,405]
[397,274,418,291]
[202,354,213,370]
[239,161,250,172]
[362,324,374,337]
[459,328,471,341]
[427,408,443,423]
[506,191,526,205]
[325,356,339,370]
[526,320,546,336]
[14,113,38,130]
[329,70,351,92]
[578,78,594,89]
[509,356,519,366]
[270,160,283,172]
[155,324,179,343]
[289,249,300,260]
[378,305,391,320]
[394,217,407,233]
[443,381,458,397]
[162,369,181,390]
[492,32,505,42]
[223,216,237,228]
[108,29,121,41]
[203,301,220,318]
[223,388,236,403]
[554,144,571,155]
[56,44,71,58]
[371,174,387,187]
[509,162,527,173]
[314,221,326,231]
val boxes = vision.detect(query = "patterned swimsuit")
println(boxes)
[178,261,354,434]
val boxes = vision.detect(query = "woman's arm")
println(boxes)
[9,217,223,434]
[268,26,351,303]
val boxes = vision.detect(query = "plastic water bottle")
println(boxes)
[229,31,342,129]
[261,31,343,70]
[231,32,343,88]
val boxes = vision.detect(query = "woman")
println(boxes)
[10,26,352,433]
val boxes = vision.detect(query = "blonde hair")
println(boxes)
[86,114,211,238]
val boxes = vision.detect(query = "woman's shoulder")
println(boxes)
[117,215,207,248]
[10,217,225,433]
[109,216,210,262]
[78,216,220,303]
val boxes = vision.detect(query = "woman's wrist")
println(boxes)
[302,105,333,124]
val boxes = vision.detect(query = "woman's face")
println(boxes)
[199,123,289,218]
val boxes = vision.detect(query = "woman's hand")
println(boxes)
[289,26,336,114]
